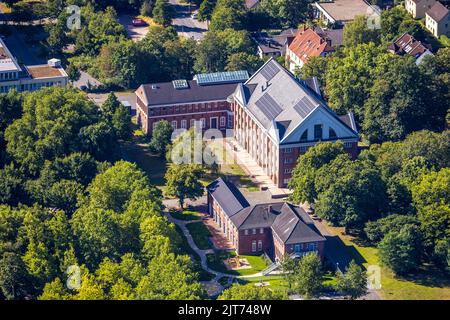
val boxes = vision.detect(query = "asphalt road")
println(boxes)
[169,0,208,41]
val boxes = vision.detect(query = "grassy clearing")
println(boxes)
[186,222,213,250]
[206,251,269,276]
[170,210,203,221]
[326,225,450,300]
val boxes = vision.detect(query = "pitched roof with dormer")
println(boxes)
[288,26,334,65]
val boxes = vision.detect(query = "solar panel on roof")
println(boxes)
[195,70,249,85]
[172,79,189,89]
[293,97,317,118]
[260,60,280,80]
[255,93,283,120]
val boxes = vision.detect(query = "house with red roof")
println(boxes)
[285,26,335,73]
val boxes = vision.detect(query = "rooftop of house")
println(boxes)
[245,0,260,9]
[253,28,298,55]
[207,178,325,244]
[315,0,377,23]
[233,58,358,143]
[427,1,449,22]
[25,65,67,79]
[137,70,249,107]
[288,26,334,64]
[0,39,21,73]
[388,33,433,59]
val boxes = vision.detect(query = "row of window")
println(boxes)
[300,125,337,142]
[153,116,231,130]
[244,228,264,235]
[282,142,354,156]
[0,81,62,93]
[293,243,317,253]
[0,71,18,81]
[149,102,226,116]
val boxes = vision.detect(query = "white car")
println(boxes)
[191,13,198,19]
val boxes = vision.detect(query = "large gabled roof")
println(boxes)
[207,178,250,217]
[235,58,358,143]
[271,204,326,244]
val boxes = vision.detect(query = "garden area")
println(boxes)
[186,221,213,250]
[206,251,270,276]
[170,210,203,221]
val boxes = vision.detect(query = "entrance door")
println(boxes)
[210,117,218,129]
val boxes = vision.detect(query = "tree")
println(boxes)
[140,0,155,16]
[149,120,174,155]
[343,15,379,47]
[259,0,312,28]
[0,252,30,300]
[165,164,204,209]
[39,278,70,300]
[362,56,437,143]
[209,0,246,31]
[152,0,175,27]
[294,253,323,299]
[198,0,216,21]
[364,214,419,245]
[218,284,288,300]
[280,255,297,290]
[226,52,263,73]
[335,260,367,299]
[379,224,423,275]
[289,141,346,204]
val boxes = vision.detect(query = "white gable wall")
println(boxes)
[280,107,357,144]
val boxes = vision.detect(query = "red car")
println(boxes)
[132,18,147,27]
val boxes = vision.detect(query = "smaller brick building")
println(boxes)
[207,178,326,261]
[135,71,249,135]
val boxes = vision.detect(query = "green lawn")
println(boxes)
[235,275,290,292]
[170,210,203,221]
[186,222,213,250]
[206,251,269,276]
[327,226,450,300]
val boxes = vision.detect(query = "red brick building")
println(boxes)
[231,58,359,188]
[135,71,249,135]
[207,178,326,261]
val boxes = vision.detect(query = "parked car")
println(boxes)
[132,18,147,27]
[191,13,198,19]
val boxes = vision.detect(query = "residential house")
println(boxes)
[253,29,298,59]
[388,33,434,64]
[207,177,326,261]
[286,26,340,72]
[0,39,68,93]
[135,71,249,135]
[313,0,380,27]
[425,1,450,37]
[405,0,437,19]
[230,58,359,188]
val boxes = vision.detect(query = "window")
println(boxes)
[252,241,257,252]
[299,146,308,153]
[258,240,263,251]
[300,129,308,141]
[284,158,293,164]
[284,148,292,153]
[220,116,226,127]
[190,119,196,128]
[228,114,233,128]
[314,124,323,140]
[344,142,353,149]
[259,228,264,234]
[152,121,159,129]
[171,120,177,129]
[294,244,301,253]
[200,118,206,128]
[307,243,317,251]
[181,119,187,129]
[329,128,337,139]
[252,228,256,235]
[284,168,293,174]
[244,229,249,235]
[283,178,290,185]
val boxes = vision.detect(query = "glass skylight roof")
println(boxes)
[172,79,189,89]
[194,70,249,85]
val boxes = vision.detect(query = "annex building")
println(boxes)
[0,39,68,94]
[207,177,326,261]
